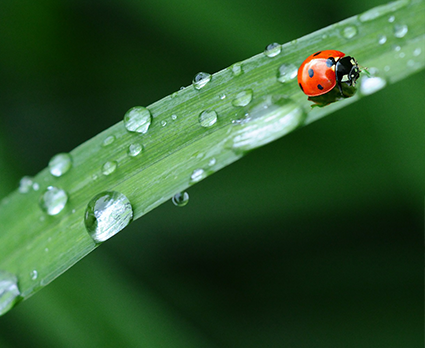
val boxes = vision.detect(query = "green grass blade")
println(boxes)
[0,0,424,315]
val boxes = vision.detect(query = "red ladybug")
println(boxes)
[298,50,360,97]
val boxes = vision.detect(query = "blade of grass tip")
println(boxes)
[0,0,424,315]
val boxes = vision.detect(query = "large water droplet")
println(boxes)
[190,168,206,183]
[128,143,143,157]
[231,96,304,152]
[84,191,133,243]
[342,26,357,39]
[102,161,117,176]
[277,64,298,83]
[123,106,152,134]
[0,270,20,316]
[394,24,408,38]
[39,186,68,215]
[360,76,387,95]
[19,176,34,193]
[48,153,72,177]
[264,43,281,57]
[199,110,218,128]
[232,89,253,107]
[172,192,189,207]
[193,72,212,90]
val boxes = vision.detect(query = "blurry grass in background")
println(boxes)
[0,0,423,347]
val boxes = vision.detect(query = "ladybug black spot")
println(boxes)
[308,68,314,78]
[313,51,321,56]
[317,84,324,90]
[299,83,304,92]
[326,58,335,67]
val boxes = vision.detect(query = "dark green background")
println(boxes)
[0,0,422,347]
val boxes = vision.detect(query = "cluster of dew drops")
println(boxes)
[2,6,423,315]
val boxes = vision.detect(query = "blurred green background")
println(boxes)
[0,0,423,347]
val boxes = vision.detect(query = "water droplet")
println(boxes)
[193,72,212,90]
[208,158,216,166]
[232,89,253,107]
[0,270,20,316]
[32,182,40,191]
[407,59,415,68]
[161,120,167,127]
[199,110,218,128]
[48,153,72,177]
[84,191,133,243]
[102,161,117,176]
[128,143,143,157]
[394,45,401,52]
[171,192,189,207]
[384,65,390,72]
[360,76,387,96]
[171,114,178,120]
[398,51,405,58]
[388,15,395,23]
[277,64,298,83]
[39,186,68,216]
[219,93,227,100]
[190,168,206,183]
[413,48,422,56]
[19,176,33,193]
[231,96,304,152]
[394,24,408,38]
[342,26,357,39]
[30,270,38,280]
[123,106,152,134]
[102,135,115,147]
[378,35,387,45]
[264,43,281,57]
[231,62,243,77]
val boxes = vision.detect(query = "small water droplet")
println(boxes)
[398,51,405,58]
[190,168,206,183]
[0,270,20,316]
[277,64,298,83]
[231,62,243,77]
[128,143,143,157]
[123,106,152,134]
[19,176,33,193]
[384,65,390,72]
[161,120,167,127]
[48,153,72,177]
[394,24,408,38]
[232,89,253,107]
[39,186,68,216]
[208,158,216,166]
[171,114,178,120]
[32,182,40,191]
[219,93,227,100]
[360,76,387,96]
[84,191,133,243]
[378,35,387,45]
[102,161,117,176]
[193,72,212,90]
[388,15,395,23]
[102,135,115,147]
[92,174,98,181]
[342,26,357,39]
[407,59,415,68]
[394,45,401,52]
[171,192,189,207]
[30,270,38,280]
[264,43,281,57]
[413,48,422,56]
[199,110,218,128]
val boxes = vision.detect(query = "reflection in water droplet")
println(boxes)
[231,96,305,152]
[394,24,408,38]
[123,106,152,134]
[102,161,117,176]
[342,26,357,39]
[19,176,33,193]
[49,153,72,177]
[0,270,20,316]
[193,72,212,90]
[190,168,206,183]
[172,192,189,207]
[232,90,253,107]
[264,43,281,57]
[277,64,298,83]
[378,35,387,45]
[39,186,68,216]
[199,110,218,128]
[360,76,387,95]
[128,143,143,157]
[84,191,133,243]
[102,135,115,147]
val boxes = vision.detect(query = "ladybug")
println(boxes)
[298,50,360,97]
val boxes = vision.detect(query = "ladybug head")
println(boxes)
[335,56,360,96]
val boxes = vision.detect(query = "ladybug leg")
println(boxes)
[337,81,345,97]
